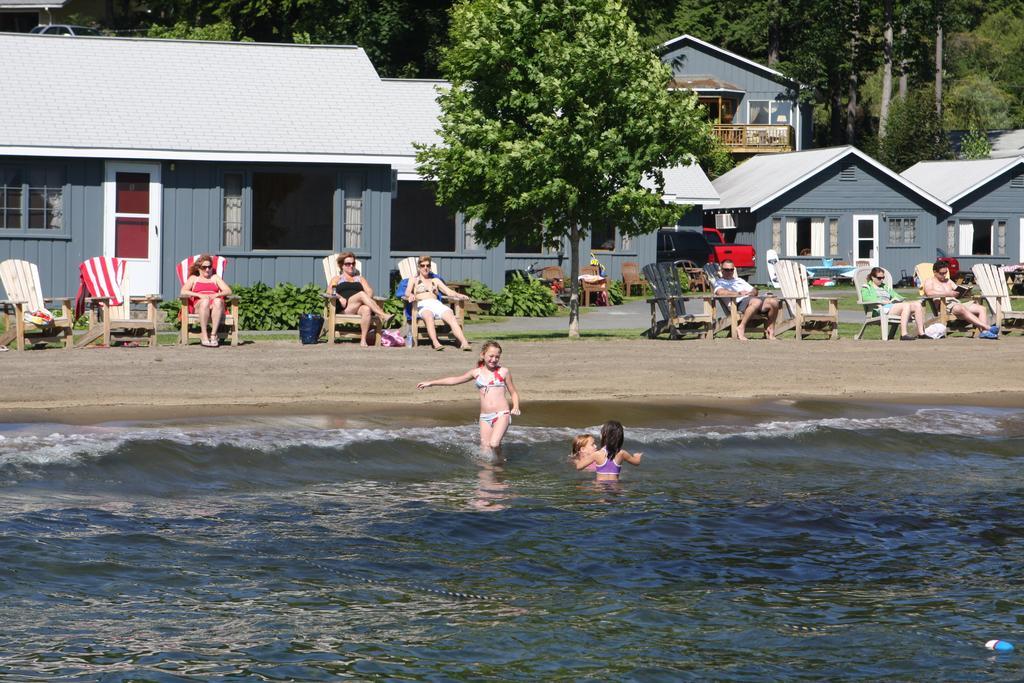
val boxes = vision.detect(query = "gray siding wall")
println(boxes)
[0,157,103,299]
[2,156,657,300]
[661,41,806,150]
[742,158,944,284]
[940,172,1024,271]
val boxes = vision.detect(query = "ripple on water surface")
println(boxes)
[0,404,1023,679]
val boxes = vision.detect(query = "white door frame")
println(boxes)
[852,214,879,267]
[103,161,162,295]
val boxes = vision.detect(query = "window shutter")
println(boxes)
[771,218,782,253]
[828,218,839,256]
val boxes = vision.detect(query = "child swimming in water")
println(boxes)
[573,420,642,480]
[417,340,521,452]
[570,433,598,471]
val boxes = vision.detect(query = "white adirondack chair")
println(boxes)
[972,263,1024,333]
[774,260,839,340]
[853,266,902,340]
[397,256,465,347]
[321,254,383,345]
[0,258,74,351]
[76,256,162,348]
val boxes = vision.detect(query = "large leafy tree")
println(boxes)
[417,0,713,337]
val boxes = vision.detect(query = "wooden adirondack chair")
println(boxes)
[0,259,74,351]
[972,263,1024,333]
[621,261,647,296]
[397,256,465,347]
[853,266,902,340]
[76,256,162,348]
[915,261,978,336]
[642,262,714,340]
[579,265,609,306]
[321,254,383,346]
[774,260,838,340]
[175,255,241,346]
[680,260,709,292]
[703,262,779,339]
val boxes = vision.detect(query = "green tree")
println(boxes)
[959,129,990,159]
[876,87,953,170]
[417,0,713,337]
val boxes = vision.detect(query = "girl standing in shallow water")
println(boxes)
[417,341,521,452]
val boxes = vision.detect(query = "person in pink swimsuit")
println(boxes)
[417,340,521,455]
[180,253,232,347]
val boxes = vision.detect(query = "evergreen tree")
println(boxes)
[876,88,953,170]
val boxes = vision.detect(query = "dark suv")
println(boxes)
[656,229,712,266]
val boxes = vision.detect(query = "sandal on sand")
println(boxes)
[461,344,473,352]
[432,344,444,351]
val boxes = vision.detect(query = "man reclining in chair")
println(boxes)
[923,260,997,339]
[713,259,780,341]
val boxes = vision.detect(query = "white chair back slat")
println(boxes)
[322,254,365,284]
[113,271,132,320]
[972,263,1011,314]
[854,266,893,302]
[0,259,46,310]
[398,256,438,280]
[777,260,812,316]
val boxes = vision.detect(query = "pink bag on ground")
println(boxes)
[380,329,406,347]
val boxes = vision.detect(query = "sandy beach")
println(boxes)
[3,337,1024,424]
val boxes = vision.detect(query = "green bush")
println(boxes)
[380,296,405,328]
[607,279,624,305]
[676,267,691,292]
[490,273,557,316]
[461,278,496,302]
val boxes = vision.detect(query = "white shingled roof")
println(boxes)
[641,162,719,206]
[0,33,444,169]
[901,156,1024,205]
[711,145,951,213]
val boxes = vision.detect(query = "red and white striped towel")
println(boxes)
[75,256,126,320]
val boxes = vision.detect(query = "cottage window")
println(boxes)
[785,217,825,256]
[828,218,839,256]
[391,181,455,252]
[957,219,993,256]
[771,217,782,253]
[464,217,481,251]
[887,217,916,245]
[0,165,65,234]
[222,173,243,248]
[749,100,792,125]
[343,174,364,250]
[947,220,956,254]
[591,220,616,251]
[252,170,334,250]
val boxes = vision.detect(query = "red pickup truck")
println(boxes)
[702,227,756,271]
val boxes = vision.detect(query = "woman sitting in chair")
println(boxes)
[327,251,391,347]
[180,253,231,347]
[860,266,927,341]
[405,254,472,351]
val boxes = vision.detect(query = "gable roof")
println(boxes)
[659,34,797,86]
[0,33,444,170]
[900,156,1024,205]
[641,162,719,206]
[710,146,951,213]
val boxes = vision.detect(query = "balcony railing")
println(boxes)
[712,124,794,153]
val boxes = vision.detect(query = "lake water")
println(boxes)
[1,402,1023,680]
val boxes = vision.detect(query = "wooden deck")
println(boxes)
[713,124,794,153]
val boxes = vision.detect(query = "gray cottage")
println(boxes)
[706,146,952,284]
[901,157,1024,271]
[0,33,714,301]
[659,34,813,157]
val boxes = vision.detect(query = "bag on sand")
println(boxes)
[924,323,947,339]
[380,329,405,347]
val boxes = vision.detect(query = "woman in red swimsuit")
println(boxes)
[180,253,232,347]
